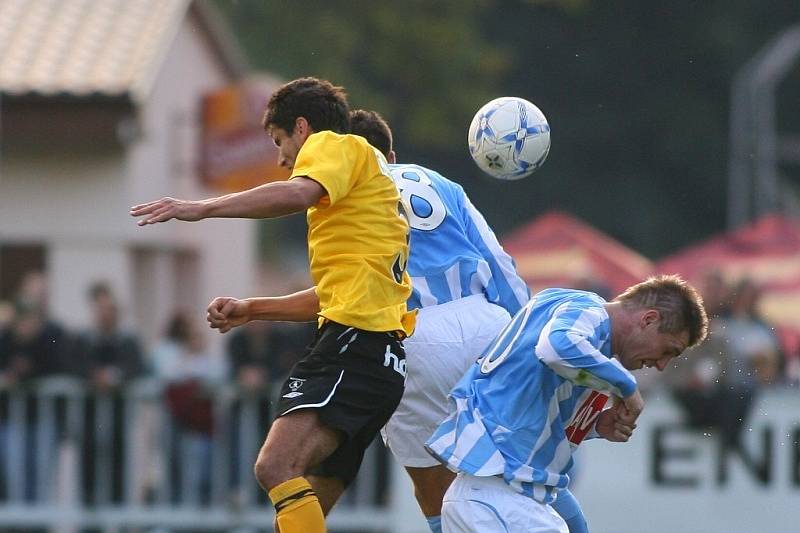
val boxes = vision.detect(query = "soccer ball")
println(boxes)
[468,97,550,180]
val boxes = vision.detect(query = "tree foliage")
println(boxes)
[217,0,511,151]
[218,0,800,258]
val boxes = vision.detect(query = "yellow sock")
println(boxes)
[268,477,326,533]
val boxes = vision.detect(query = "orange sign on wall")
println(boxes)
[200,77,289,192]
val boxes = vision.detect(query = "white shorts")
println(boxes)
[442,474,568,533]
[382,294,511,467]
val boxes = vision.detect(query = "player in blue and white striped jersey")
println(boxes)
[426,276,708,532]
[396,163,529,313]
[349,110,529,533]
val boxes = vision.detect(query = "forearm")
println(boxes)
[246,287,320,322]
[201,181,311,219]
[540,336,637,398]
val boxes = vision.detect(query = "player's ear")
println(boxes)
[641,309,660,327]
[388,150,397,164]
[294,117,312,138]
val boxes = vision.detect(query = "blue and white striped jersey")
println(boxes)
[390,163,529,314]
[425,288,638,504]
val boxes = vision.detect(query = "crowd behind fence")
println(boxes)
[0,377,392,532]
[0,272,395,531]
[0,269,797,531]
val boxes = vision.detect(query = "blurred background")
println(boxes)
[0,0,798,531]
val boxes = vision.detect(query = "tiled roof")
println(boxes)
[0,0,241,102]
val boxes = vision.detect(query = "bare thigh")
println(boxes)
[406,465,456,517]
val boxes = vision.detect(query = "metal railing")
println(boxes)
[0,376,396,532]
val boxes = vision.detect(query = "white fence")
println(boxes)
[0,376,426,533]
[12,378,790,533]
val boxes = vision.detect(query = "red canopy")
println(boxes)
[501,210,653,298]
[656,214,800,350]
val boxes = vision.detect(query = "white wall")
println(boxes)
[126,12,257,355]
[573,388,800,533]
[0,9,257,357]
[0,152,137,329]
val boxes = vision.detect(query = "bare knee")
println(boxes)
[254,450,297,491]
[253,411,343,492]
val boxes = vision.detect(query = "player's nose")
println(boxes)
[655,358,669,371]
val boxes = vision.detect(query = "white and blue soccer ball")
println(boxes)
[468,96,550,181]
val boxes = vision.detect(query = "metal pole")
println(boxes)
[751,25,800,217]
[728,23,800,227]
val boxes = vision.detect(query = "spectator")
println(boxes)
[697,269,731,320]
[227,320,311,394]
[153,311,227,505]
[225,320,312,501]
[0,300,14,332]
[668,275,781,481]
[0,300,71,384]
[72,282,145,387]
[0,271,72,382]
[73,282,145,505]
[666,271,731,429]
[724,278,781,386]
[0,273,71,502]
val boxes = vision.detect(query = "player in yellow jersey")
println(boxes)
[130,77,415,533]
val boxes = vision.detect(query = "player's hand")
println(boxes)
[619,389,645,425]
[207,297,250,333]
[130,197,205,225]
[595,403,637,442]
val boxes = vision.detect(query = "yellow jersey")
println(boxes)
[291,131,416,336]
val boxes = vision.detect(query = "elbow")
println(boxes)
[288,186,317,212]
[288,178,325,212]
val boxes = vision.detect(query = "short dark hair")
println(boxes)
[166,311,192,343]
[87,281,113,302]
[350,109,393,157]
[262,77,350,135]
[615,274,709,347]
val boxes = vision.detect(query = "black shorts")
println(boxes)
[275,320,406,487]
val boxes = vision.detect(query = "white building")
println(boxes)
[0,0,265,351]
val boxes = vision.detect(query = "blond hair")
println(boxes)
[615,274,708,347]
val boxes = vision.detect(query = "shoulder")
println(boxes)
[536,287,605,304]
[302,132,375,167]
[537,289,607,318]
[392,163,457,184]
[390,163,465,199]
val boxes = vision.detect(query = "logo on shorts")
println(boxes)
[282,377,306,399]
[383,345,407,378]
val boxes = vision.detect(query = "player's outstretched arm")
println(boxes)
[130,177,326,225]
[207,288,320,333]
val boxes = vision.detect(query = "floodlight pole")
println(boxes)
[752,25,800,218]
[728,24,800,229]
